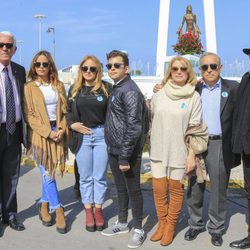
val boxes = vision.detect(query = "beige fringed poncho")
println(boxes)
[23,81,67,177]
[150,81,202,168]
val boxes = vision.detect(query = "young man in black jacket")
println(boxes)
[102,50,147,249]
[230,48,250,249]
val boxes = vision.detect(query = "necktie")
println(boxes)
[3,67,16,134]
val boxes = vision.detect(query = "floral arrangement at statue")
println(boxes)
[172,32,204,55]
[173,4,204,55]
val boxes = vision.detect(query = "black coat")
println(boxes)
[232,72,250,154]
[104,75,148,165]
[196,78,240,170]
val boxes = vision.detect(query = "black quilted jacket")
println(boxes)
[104,75,148,165]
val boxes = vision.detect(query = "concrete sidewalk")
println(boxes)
[0,164,248,250]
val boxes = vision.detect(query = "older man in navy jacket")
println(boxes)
[0,31,26,235]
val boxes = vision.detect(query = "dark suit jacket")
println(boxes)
[0,61,26,147]
[196,78,240,170]
[232,72,250,154]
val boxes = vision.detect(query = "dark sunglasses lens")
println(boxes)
[114,63,122,69]
[181,67,187,72]
[0,43,14,49]
[90,67,97,73]
[201,64,209,71]
[210,64,218,70]
[6,43,13,49]
[106,64,112,70]
[171,67,178,72]
[43,62,49,68]
[81,66,88,72]
[34,62,41,68]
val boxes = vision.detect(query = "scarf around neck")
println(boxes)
[164,80,195,100]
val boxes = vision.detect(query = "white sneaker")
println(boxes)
[101,221,129,236]
[128,229,146,249]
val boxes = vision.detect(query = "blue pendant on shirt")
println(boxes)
[221,91,228,98]
[97,96,103,102]
[111,96,115,102]
[181,103,188,109]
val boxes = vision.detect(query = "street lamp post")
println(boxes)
[16,40,24,64]
[34,14,46,51]
[47,26,56,61]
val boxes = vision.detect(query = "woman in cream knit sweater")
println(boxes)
[150,56,202,246]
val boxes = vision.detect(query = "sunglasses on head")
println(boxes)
[106,63,124,70]
[81,66,97,73]
[200,64,218,71]
[0,43,14,49]
[34,62,50,68]
[171,66,188,72]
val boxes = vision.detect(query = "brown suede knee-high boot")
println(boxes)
[160,179,184,246]
[150,177,168,242]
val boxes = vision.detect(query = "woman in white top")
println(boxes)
[150,56,202,246]
[23,51,67,234]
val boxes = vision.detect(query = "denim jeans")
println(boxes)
[108,152,143,229]
[76,125,108,205]
[37,163,61,211]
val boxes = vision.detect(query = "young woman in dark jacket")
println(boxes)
[67,55,112,232]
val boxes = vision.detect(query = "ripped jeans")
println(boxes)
[37,163,61,211]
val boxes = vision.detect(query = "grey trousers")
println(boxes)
[186,139,230,234]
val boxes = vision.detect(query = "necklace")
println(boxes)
[42,82,50,86]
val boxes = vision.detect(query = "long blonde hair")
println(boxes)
[27,50,67,113]
[161,56,197,86]
[70,55,108,99]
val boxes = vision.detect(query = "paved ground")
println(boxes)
[0,162,248,250]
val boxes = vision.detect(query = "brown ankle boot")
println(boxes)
[85,207,95,232]
[39,202,52,226]
[55,207,67,234]
[161,179,184,246]
[150,177,168,242]
[95,207,104,231]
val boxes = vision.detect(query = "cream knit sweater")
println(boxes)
[150,81,202,168]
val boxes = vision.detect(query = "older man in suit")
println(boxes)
[0,31,26,235]
[184,52,240,246]
[230,48,250,249]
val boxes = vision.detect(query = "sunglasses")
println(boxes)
[81,66,97,73]
[200,64,218,71]
[0,43,14,49]
[171,67,188,72]
[106,63,124,70]
[34,62,50,68]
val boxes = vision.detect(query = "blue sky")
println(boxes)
[1,0,249,76]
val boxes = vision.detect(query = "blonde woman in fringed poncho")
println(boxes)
[23,51,67,234]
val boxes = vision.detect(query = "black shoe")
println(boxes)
[184,228,205,241]
[73,185,81,199]
[211,233,223,246]
[230,237,250,249]
[0,223,3,237]
[3,217,25,231]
